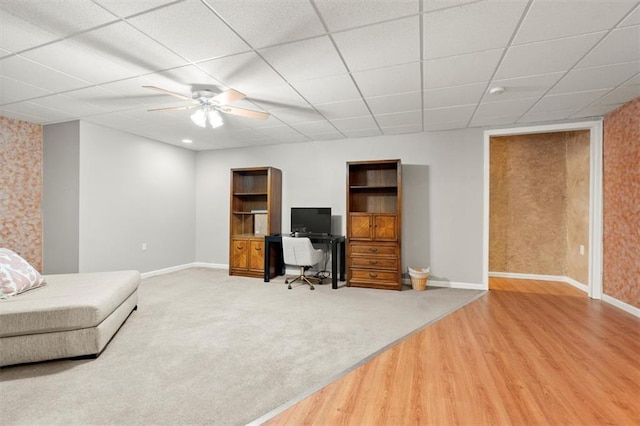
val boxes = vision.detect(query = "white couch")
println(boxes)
[0,270,139,367]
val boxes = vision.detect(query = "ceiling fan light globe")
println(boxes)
[190,109,207,128]
[208,110,224,128]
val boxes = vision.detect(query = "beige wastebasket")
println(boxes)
[409,267,429,291]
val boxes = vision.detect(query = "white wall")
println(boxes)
[78,123,196,273]
[43,121,80,274]
[196,128,485,285]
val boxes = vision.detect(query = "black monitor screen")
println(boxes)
[291,207,331,235]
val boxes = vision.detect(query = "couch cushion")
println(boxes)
[0,248,47,299]
[0,270,139,337]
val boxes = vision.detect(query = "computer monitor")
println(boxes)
[290,207,331,235]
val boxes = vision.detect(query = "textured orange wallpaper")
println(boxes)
[0,116,43,271]
[490,131,590,281]
[603,97,640,308]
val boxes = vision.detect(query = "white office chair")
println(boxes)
[282,236,324,290]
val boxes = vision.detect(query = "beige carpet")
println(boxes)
[1,267,484,425]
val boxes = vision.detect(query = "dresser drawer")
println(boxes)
[349,269,398,283]
[350,256,398,270]
[349,242,398,257]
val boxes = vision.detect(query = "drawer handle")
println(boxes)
[369,273,378,278]
[254,246,262,251]
[369,260,378,265]
[369,248,378,253]
[236,245,244,250]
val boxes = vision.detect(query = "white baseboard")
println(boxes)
[602,294,640,318]
[489,271,639,318]
[192,262,228,270]
[402,277,484,291]
[140,263,199,279]
[488,271,588,293]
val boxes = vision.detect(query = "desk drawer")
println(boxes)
[349,269,398,283]
[349,242,398,256]
[350,256,398,270]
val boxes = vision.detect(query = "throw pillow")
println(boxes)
[0,248,47,299]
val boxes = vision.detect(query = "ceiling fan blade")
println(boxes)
[212,89,246,105]
[143,86,192,101]
[218,106,270,120]
[148,105,196,112]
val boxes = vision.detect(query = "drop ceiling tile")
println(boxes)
[381,124,423,135]
[127,2,250,62]
[620,4,640,26]
[330,115,378,132]
[84,112,144,130]
[146,65,223,93]
[290,120,337,135]
[549,62,640,95]
[0,75,52,104]
[0,55,89,92]
[30,94,110,117]
[571,104,623,119]
[71,22,188,75]
[487,72,565,101]
[423,105,475,124]
[423,0,479,13]
[623,73,640,85]
[576,26,640,69]
[423,1,527,60]
[315,0,418,32]
[424,120,470,132]
[62,86,145,111]
[270,107,325,124]
[424,49,503,89]
[0,48,10,59]
[1,101,74,123]
[376,110,422,128]
[314,99,371,120]
[244,84,309,111]
[0,1,118,38]
[21,40,137,84]
[423,83,485,109]
[514,1,637,44]
[197,52,287,93]
[352,62,421,98]
[495,33,606,80]
[93,0,177,18]
[469,114,520,128]
[474,98,537,120]
[531,89,611,113]
[271,134,311,144]
[343,128,382,138]
[0,107,47,123]
[206,0,325,48]
[99,76,176,106]
[256,125,304,139]
[518,109,577,124]
[311,132,346,141]
[291,74,361,104]
[592,83,640,106]
[259,36,347,81]
[0,9,60,53]
[332,16,420,72]
[366,91,422,115]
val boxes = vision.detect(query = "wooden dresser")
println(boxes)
[346,160,402,290]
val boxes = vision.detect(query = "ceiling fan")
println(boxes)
[143,86,270,128]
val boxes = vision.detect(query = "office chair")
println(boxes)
[281,236,324,290]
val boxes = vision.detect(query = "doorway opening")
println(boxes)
[483,121,603,299]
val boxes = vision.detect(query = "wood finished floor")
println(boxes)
[265,278,640,425]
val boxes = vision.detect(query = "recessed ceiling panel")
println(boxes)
[423,1,527,60]
[332,16,420,72]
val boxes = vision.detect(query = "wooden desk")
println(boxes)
[264,234,346,289]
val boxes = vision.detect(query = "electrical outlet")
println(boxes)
[142,243,147,251]
[580,245,584,255]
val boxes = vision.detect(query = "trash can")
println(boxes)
[409,267,430,291]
